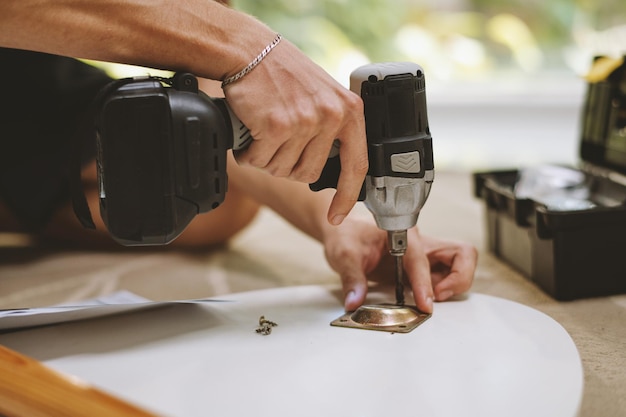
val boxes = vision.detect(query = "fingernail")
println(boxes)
[331,214,346,225]
[426,296,434,313]
[344,290,357,310]
[438,290,454,301]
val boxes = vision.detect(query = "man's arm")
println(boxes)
[0,0,269,81]
[0,0,368,224]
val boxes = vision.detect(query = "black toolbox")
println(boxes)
[474,56,626,300]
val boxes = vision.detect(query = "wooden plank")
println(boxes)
[0,345,160,417]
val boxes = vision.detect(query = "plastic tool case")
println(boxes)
[474,57,626,300]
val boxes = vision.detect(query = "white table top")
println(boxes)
[0,285,583,417]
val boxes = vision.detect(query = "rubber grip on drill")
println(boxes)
[309,155,366,201]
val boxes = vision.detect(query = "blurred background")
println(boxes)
[100,0,626,172]
[230,0,626,171]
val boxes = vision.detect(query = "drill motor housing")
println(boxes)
[357,63,434,232]
[93,73,247,246]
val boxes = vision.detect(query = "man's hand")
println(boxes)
[322,215,477,313]
[0,0,368,225]
[223,38,368,226]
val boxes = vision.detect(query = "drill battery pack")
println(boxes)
[474,56,626,300]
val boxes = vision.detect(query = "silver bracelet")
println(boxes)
[221,33,283,88]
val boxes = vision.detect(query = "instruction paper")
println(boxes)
[0,290,225,332]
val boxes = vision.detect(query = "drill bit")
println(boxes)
[388,230,408,306]
[394,255,405,305]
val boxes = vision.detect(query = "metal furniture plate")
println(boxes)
[330,303,431,333]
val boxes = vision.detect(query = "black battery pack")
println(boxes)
[474,56,626,300]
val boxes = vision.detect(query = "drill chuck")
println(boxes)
[364,175,432,232]
[388,229,408,255]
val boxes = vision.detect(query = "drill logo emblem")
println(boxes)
[390,151,421,174]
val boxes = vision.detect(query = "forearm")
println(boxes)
[0,0,274,81]
[227,154,337,243]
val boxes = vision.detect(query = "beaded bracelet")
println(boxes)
[221,33,283,88]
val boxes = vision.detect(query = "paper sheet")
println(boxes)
[0,290,226,332]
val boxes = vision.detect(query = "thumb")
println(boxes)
[341,271,368,312]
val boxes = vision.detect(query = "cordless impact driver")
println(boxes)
[311,62,434,305]
[75,63,433,306]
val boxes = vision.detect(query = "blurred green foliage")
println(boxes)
[232,0,626,79]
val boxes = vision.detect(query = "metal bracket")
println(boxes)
[330,304,431,333]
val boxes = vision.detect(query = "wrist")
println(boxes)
[205,7,278,82]
[221,33,282,88]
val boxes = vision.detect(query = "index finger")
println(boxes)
[404,241,435,314]
[327,106,368,225]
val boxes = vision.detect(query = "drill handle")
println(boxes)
[214,99,254,151]
[221,100,365,199]
[309,153,367,200]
